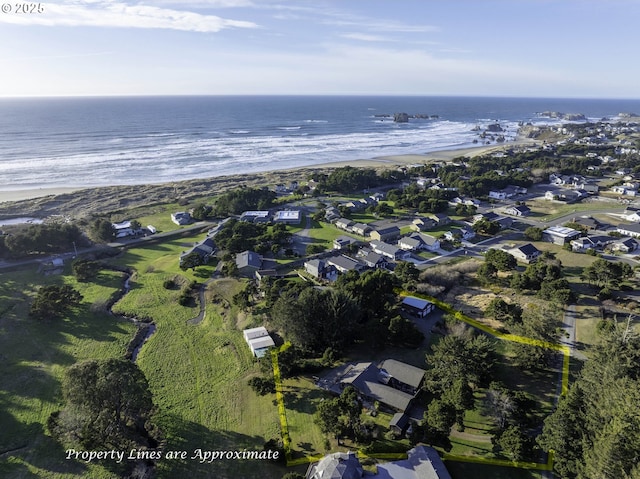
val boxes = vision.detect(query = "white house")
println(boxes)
[617,223,640,238]
[243,327,275,358]
[398,233,441,252]
[171,211,192,225]
[509,243,541,263]
[543,225,581,245]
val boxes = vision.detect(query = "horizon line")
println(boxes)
[1,93,640,101]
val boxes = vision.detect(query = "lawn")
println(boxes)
[280,377,331,459]
[306,220,360,247]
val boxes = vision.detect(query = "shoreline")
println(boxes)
[0,139,537,217]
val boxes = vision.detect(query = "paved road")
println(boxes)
[560,304,588,361]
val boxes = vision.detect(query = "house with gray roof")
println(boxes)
[617,223,640,238]
[351,223,372,236]
[326,255,365,274]
[370,226,401,242]
[235,250,262,276]
[306,451,363,479]
[306,446,451,479]
[335,218,355,232]
[318,359,426,415]
[378,359,426,395]
[399,233,440,252]
[180,237,217,267]
[333,235,358,250]
[411,216,437,232]
[304,259,338,281]
[370,240,410,260]
[360,251,388,269]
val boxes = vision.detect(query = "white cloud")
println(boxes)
[323,18,439,33]
[0,0,258,32]
[340,33,391,42]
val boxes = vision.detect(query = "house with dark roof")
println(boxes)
[411,216,437,232]
[509,243,541,263]
[504,205,531,217]
[370,226,401,242]
[320,361,417,413]
[378,359,426,395]
[235,250,262,276]
[613,237,639,253]
[572,216,602,230]
[325,207,341,222]
[428,213,451,226]
[179,237,217,267]
[444,225,475,241]
[400,296,436,318]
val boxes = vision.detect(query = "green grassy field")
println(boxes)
[305,220,361,247]
[0,267,137,478]
[528,199,620,221]
[0,236,288,478]
[108,238,285,478]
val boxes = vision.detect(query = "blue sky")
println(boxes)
[1,0,639,97]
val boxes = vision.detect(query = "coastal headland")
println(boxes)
[0,139,536,219]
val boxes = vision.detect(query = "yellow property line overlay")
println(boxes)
[272,292,569,469]
[400,291,571,396]
[271,342,292,462]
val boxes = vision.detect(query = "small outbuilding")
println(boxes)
[243,327,275,358]
[401,296,436,318]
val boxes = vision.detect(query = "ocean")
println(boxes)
[1,95,639,191]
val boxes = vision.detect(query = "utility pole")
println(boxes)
[72,241,78,259]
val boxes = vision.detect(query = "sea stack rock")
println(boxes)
[393,112,409,123]
[486,123,504,132]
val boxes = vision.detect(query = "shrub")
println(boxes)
[163,278,176,289]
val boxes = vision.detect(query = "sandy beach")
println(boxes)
[0,187,83,204]
[0,138,538,219]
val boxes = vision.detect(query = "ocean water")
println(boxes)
[0,95,639,190]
